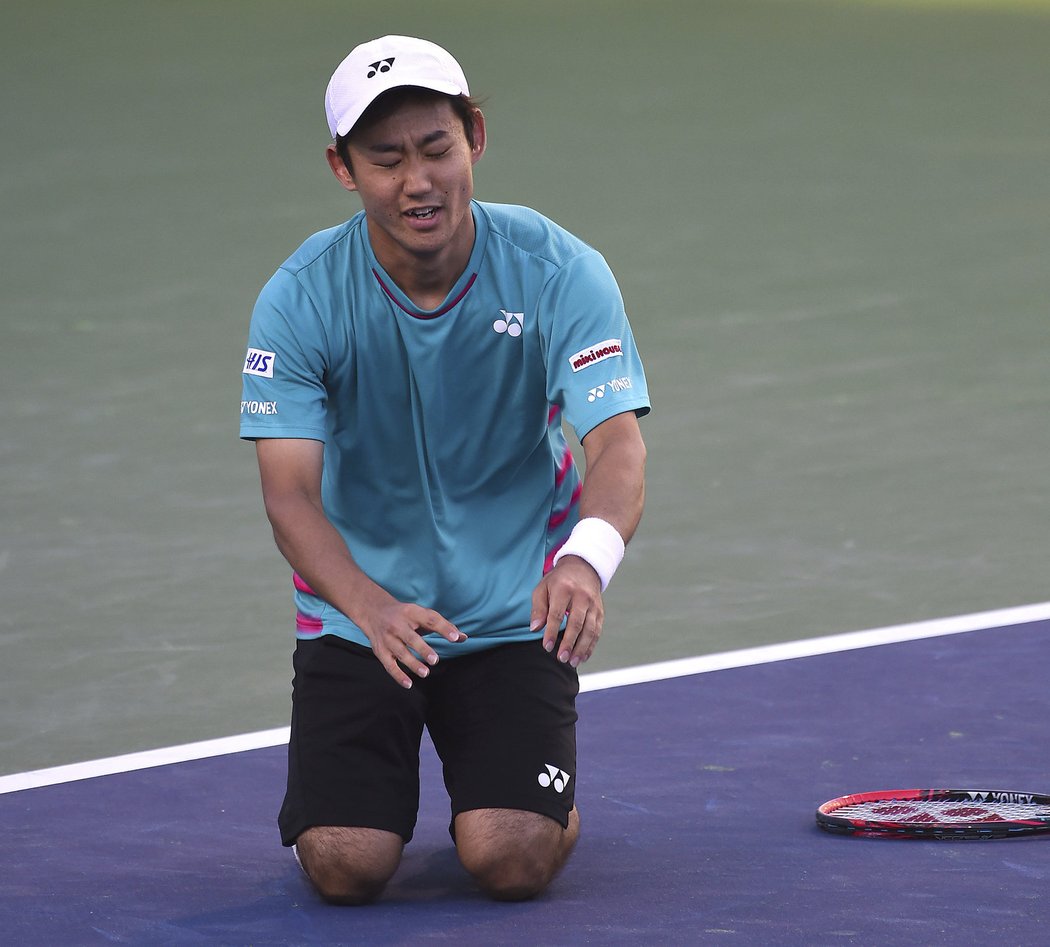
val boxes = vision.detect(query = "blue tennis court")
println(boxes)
[4,606,1049,944]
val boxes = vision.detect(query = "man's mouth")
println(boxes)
[406,207,438,220]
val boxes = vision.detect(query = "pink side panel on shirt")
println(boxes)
[295,612,324,637]
[293,573,323,636]
[548,481,582,530]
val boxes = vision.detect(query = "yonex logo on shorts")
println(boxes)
[569,339,622,373]
[243,348,276,378]
[538,763,572,793]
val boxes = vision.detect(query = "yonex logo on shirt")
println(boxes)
[493,310,524,337]
[241,400,279,416]
[569,338,622,373]
[588,376,633,402]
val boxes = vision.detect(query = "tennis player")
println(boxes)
[240,35,650,903]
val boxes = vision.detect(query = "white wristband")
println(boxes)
[552,517,626,591]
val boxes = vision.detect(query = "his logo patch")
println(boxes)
[243,348,275,378]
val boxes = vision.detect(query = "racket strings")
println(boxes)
[833,799,1050,824]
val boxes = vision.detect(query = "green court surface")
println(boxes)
[3,0,1048,776]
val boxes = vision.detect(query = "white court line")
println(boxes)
[578,599,1050,692]
[2,600,1049,797]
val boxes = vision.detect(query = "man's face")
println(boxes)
[331,97,485,276]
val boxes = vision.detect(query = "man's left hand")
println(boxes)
[530,557,604,668]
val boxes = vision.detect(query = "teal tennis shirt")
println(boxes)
[240,200,650,656]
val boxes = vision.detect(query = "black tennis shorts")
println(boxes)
[277,635,580,846]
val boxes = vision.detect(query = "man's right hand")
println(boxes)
[256,438,466,689]
[358,595,465,689]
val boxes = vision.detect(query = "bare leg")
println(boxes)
[454,806,580,901]
[294,826,404,905]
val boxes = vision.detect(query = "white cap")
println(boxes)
[324,35,470,139]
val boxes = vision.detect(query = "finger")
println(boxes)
[559,585,605,666]
[376,628,437,686]
[378,650,414,689]
[529,589,546,634]
[544,588,572,655]
[400,652,436,680]
[412,607,467,644]
[530,582,560,654]
[395,628,446,674]
[567,607,602,668]
[557,598,588,664]
[388,633,445,684]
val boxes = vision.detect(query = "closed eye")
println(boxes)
[375,147,449,169]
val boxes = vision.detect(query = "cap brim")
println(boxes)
[334,78,467,138]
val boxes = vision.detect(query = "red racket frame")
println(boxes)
[816,788,1050,839]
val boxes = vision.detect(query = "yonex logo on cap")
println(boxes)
[367,58,395,78]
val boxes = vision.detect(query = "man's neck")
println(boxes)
[381,254,464,311]
[369,213,476,312]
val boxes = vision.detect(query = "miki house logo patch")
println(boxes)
[243,348,275,378]
[569,338,622,373]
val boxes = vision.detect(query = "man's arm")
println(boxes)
[530,411,647,666]
[255,438,464,688]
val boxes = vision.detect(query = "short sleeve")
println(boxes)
[239,268,330,442]
[541,251,651,441]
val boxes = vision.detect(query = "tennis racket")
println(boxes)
[816,788,1050,839]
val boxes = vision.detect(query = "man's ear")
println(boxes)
[469,109,487,165]
[325,143,357,192]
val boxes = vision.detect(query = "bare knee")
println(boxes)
[295,826,403,905]
[468,848,554,902]
[456,808,580,902]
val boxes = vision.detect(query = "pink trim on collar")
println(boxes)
[371,269,478,319]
